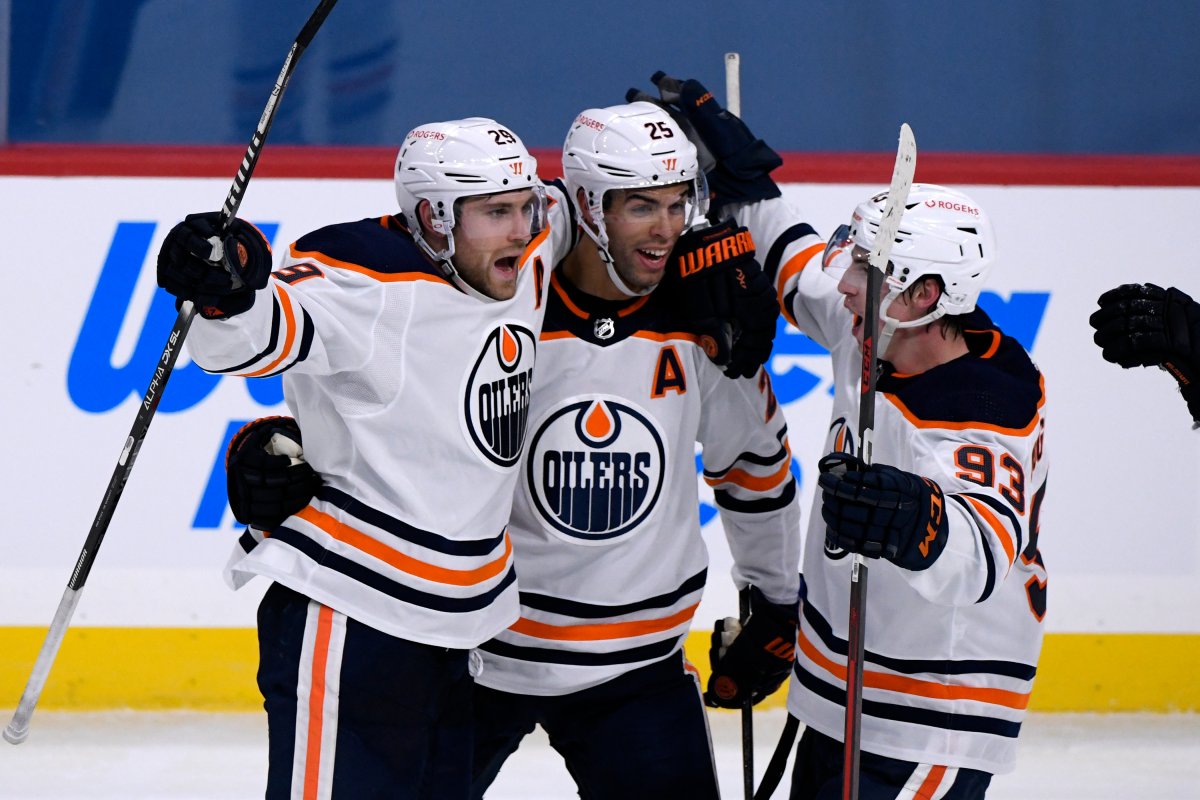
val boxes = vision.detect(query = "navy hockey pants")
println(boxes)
[789,726,993,799]
[472,651,720,800]
[258,582,474,799]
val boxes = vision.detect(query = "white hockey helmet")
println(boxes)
[562,101,708,295]
[394,118,545,277]
[823,183,996,354]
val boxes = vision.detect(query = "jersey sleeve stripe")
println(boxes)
[775,241,825,312]
[293,506,513,588]
[315,486,505,556]
[209,296,283,375]
[703,453,793,492]
[243,283,299,378]
[714,476,796,514]
[259,307,315,377]
[507,602,699,642]
[704,441,789,475]
[960,494,1017,570]
[762,222,819,283]
[518,569,707,618]
[796,624,1031,710]
[267,526,517,612]
[949,495,999,603]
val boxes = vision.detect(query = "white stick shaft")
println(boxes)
[3,588,82,744]
[725,52,741,117]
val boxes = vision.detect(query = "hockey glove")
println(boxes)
[1089,283,1200,423]
[667,220,779,379]
[629,72,783,214]
[226,416,322,529]
[818,452,948,572]
[157,212,273,319]
[704,585,799,709]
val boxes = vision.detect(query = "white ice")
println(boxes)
[1,709,1196,799]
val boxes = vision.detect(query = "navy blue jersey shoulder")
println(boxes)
[878,309,1043,429]
[291,215,444,279]
[543,271,694,345]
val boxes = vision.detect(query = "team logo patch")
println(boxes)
[527,396,665,544]
[463,323,537,468]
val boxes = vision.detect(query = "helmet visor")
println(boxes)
[821,223,857,280]
[454,184,547,244]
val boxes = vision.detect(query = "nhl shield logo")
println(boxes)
[463,323,537,468]
[527,396,665,544]
[594,317,615,340]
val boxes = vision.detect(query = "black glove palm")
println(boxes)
[629,72,783,214]
[704,585,799,709]
[226,416,322,529]
[818,453,948,571]
[668,220,779,378]
[1089,283,1200,422]
[157,212,273,319]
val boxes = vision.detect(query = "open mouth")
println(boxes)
[635,247,669,271]
[493,256,518,276]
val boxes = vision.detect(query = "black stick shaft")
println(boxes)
[3,0,339,746]
[740,587,754,799]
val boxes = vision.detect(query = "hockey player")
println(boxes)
[156,118,568,799]
[640,74,1050,798]
[1090,283,1200,427]
[222,102,802,800]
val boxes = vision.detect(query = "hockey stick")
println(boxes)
[841,123,917,799]
[723,50,755,800]
[3,0,339,746]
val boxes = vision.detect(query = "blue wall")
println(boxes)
[10,0,1200,153]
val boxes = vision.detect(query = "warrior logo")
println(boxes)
[527,396,665,544]
[463,323,537,468]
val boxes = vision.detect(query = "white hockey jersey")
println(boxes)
[189,206,573,650]
[733,199,1049,775]
[475,266,803,695]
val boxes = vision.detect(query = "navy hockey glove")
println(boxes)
[1089,283,1200,423]
[704,585,799,709]
[631,72,783,214]
[226,416,322,529]
[157,212,273,319]
[667,220,779,378]
[818,453,948,571]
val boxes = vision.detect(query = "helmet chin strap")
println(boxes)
[876,289,947,360]
[579,214,654,298]
[413,223,502,304]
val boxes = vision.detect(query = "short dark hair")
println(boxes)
[901,275,966,340]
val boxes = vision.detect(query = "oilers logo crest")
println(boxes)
[463,323,537,468]
[527,396,666,544]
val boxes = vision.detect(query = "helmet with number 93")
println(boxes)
[562,101,708,296]
[823,183,997,352]
[395,118,545,292]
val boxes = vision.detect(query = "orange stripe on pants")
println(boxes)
[303,605,334,800]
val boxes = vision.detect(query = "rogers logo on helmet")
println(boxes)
[575,114,605,131]
[924,199,980,216]
[410,130,446,140]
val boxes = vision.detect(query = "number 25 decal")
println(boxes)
[643,121,674,140]
[954,445,1025,513]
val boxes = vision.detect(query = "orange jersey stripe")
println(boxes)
[549,273,589,319]
[519,224,551,270]
[295,506,512,587]
[631,330,703,345]
[882,391,1043,436]
[704,449,793,492]
[618,295,651,317]
[303,605,334,800]
[244,283,299,378]
[776,242,824,326]
[288,244,451,285]
[915,765,948,799]
[962,495,1017,569]
[509,603,699,642]
[797,626,1031,710]
[539,330,577,342]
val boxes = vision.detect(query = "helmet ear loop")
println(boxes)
[414,198,458,275]
[878,278,949,358]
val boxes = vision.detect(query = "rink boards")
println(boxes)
[0,151,1197,712]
